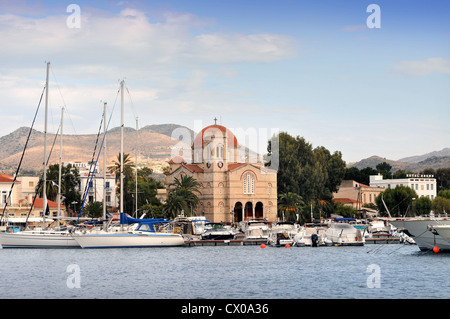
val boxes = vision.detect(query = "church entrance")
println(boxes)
[244,201,253,219]
[233,202,243,223]
[255,202,263,219]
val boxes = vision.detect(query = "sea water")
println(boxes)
[0,244,449,299]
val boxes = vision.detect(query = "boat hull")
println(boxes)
[389,219,450,252]
[72,231,185,248]
[0,231,79,248]
[432,225,450,244]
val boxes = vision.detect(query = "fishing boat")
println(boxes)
[325,222,365,246]
[71,80,184,248]
[390,217,450,251]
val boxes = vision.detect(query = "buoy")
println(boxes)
[260,244,266,248]
[285,244,291,248]
[433,246,439,253]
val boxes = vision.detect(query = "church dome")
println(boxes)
[192,124,238,148]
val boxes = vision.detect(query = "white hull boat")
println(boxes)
[72,213,185,248]
[72,230,185,248]
[294,227,330,247]
[0,230,79,248]
[325,223,365,246]
[389,218,450,252]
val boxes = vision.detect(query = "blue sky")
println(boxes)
[0,0,449,163]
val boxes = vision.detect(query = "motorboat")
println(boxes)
[200,222,235,240]
[325,222,365,246]
[294,227,330,247]
[268,230,294,247]
[389,217,450,251]
[240,219,270,240]
[72,213,185,248]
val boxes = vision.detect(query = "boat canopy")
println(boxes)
[119,212,169,232]
[334,217,356,222]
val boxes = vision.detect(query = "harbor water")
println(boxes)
[0,244,449,299]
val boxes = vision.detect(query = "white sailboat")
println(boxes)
[0,62,80,248]
[71,80,185,248]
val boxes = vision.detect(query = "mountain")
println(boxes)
[348,151,450,172]
[398,148,450,163]
[0,124,193,174]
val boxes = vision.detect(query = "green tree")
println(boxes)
[432,196,450,215]
[375,185,417,217]
[278,192,305,222]
[376,162,392,179]
[413,196,432,215]
[163,175,201,218]
[267,132,346,207]
[438,190,450,200]
[36,163,81,213]
[435,168,450,192]
[83,201,103,218]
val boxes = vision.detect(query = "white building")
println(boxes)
[369,174,437,200]
[71,162,118,208]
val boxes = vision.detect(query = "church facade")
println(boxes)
[165,123,277,223]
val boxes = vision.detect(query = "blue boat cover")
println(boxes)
[119,212,169,232]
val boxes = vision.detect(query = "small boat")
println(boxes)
[268,230,294,247]
[294,227,330,247]
[325,222,365,246]
[240,219,270,240]
[200,223,235,240]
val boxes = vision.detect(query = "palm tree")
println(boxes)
[164,175,201,218]
[278,192,305,223]
[108,153,134,182]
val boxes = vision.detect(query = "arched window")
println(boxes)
[243,172,255,194]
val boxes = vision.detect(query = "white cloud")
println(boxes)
[391,57,450,76]
[0,6,298,137]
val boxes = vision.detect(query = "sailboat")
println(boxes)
[71,80,185,248]
[0,62,80,248]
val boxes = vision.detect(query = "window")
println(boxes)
[29,181,34,187]
[243,172,255,194]
[431,184,434,190]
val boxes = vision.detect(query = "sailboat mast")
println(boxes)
[135,116,138,217]
[57,106,64,219]
[103,102,107,222]
[120,80,124,215]
[43,61,50,230]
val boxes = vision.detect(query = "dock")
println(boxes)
[184,238,268,246]
[365,233,401,244]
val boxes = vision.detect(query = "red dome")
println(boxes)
[192,124,238,148]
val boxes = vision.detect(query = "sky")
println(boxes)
[0,0,449,163]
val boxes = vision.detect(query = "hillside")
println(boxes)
[348,151,450,172]
[0,124,193,174]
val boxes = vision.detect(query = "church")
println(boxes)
[165,122,277,223]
